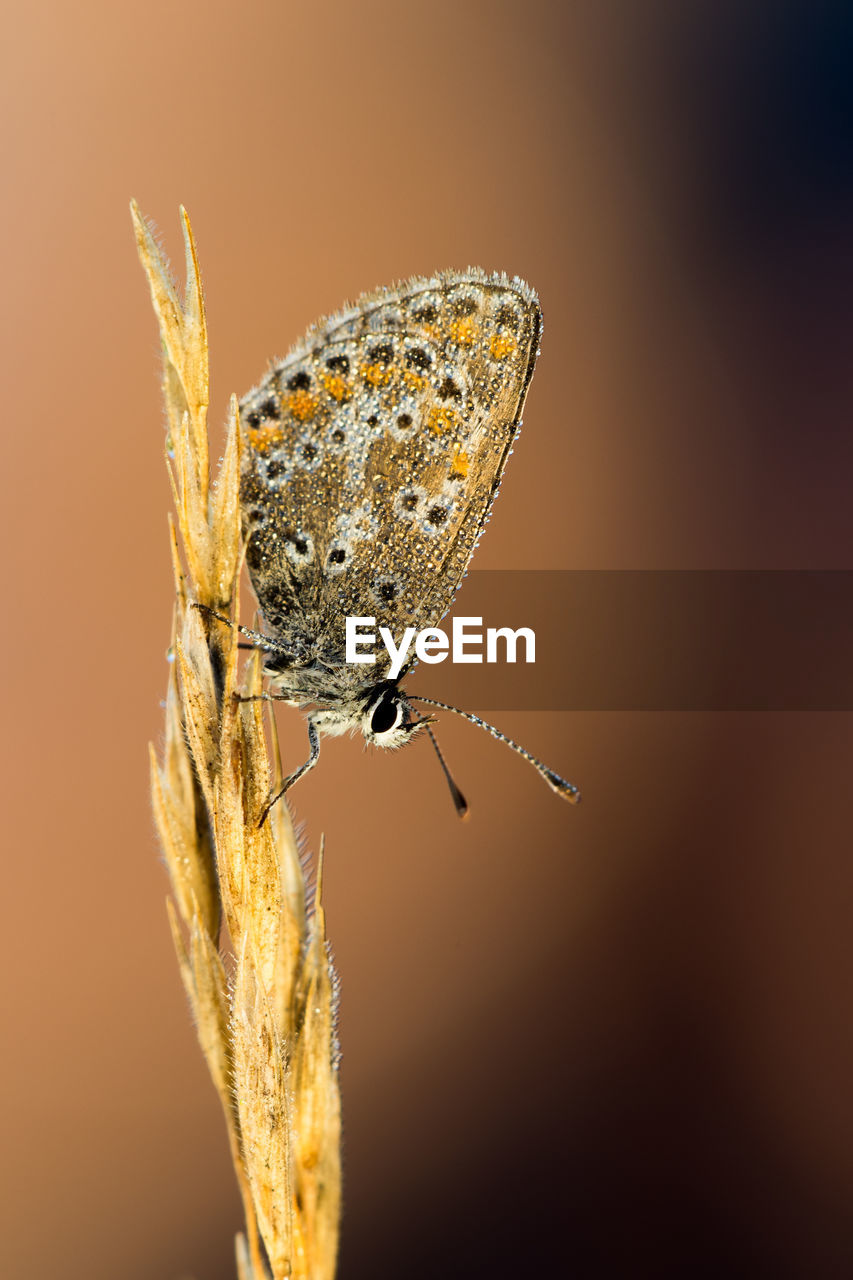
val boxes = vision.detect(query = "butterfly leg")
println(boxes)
[258,717,321,827]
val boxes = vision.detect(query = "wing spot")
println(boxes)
[406,347,432,371]
[287,390,319,421]
[449,317,477,345]
[412,302,438,323]
[259,396,280,419]
[438,377,462,401]
[367,341,394,365]
[490,332,516,360]
[394,485,427,519]
[427,405,458,435]
[287,370,312,391]
[322,373,350,401]
[496,304,520,329]
[284,529,314,563]
[247,424,284,454]
[449,445,470,479]
[362,362,393,387]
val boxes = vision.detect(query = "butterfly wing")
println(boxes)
[239,270,541,675]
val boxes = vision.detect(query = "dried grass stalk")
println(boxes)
[133,201,342,1280]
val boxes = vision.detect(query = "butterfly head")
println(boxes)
[361,681,427,750]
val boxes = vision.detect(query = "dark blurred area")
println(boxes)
[3,2,853,1277]
[415,570,853,710]
[672,3,853,251]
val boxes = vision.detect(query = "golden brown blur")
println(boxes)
[4,3,853,1277]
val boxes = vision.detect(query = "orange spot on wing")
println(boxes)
[321,373,351,402]
[248,424,284,454]
[449,445,470,478]
[403,370,427,392]
[361,362,393,388]
[489,332,516,360]
[287,390,319,421]
[449,317,478,345]
[427,406,459,435]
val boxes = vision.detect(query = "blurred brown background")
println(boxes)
[4,2,853,1276]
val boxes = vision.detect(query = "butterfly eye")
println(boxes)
[370,698,402,735]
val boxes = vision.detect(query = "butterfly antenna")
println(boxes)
[410,697,581,805]
[423,723,469,819]
[192,602,289,659]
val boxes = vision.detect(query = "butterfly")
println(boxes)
[226,269,579,819]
